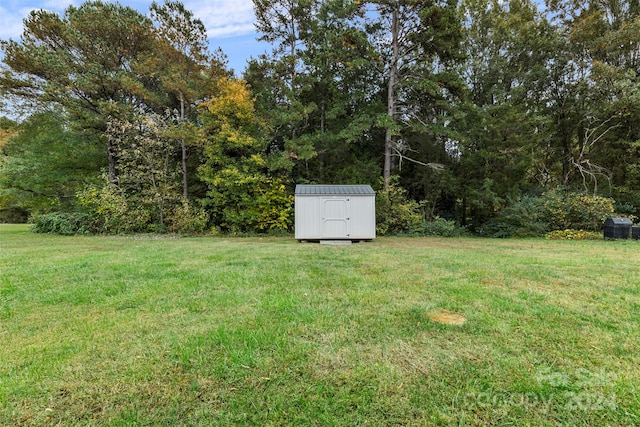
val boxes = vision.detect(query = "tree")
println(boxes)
[251,0,321,168]
[370,0,465,191]
[288,0,385,184]
[254,0,319,92]
[0,2,160,184]
[78,109,189,233]
[0,117,17,151]
[147,0,214,200]
[198,77,293,232]
[1,1,240,229]
[250,0,464,204]
[0,117,23,221]
[542,0,640,201]
[111,110,180,229]
[454,0,556,227]
[0,112,103,215]
[249,0,386,186]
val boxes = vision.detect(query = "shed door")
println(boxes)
[322,198,350,238]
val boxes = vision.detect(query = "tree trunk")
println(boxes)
[107,137,118,185]
[180,91,188,200]
[108,152,117,185]
[384,4,399,192]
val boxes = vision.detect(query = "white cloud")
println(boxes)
[184,0,256,39]
[41,0,77,9]
[0,5,32,40]
[0,1,77,40]
[0,0,256,41]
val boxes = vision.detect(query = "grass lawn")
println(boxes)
[1,224,639,426]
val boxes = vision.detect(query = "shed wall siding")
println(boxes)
[294,185,376,240]
[295,196,322,239]
[348,196,376,238]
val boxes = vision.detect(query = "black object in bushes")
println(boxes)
[603,217,633,239]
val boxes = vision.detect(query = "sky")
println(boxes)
[0,0,271,75]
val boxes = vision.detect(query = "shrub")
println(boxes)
[543,189,614,231]
[31,212,98,235]
[422,216,468,237]
[545,229,601,240]
[483,196,549,238]
[77,182,153,234]
[486,189,616,237]
[375,180,423,235]
[206,171,293,233]
[376,179,466,237]
[0,207,29,224]
[167,201,209,235]
[613,201,639,224]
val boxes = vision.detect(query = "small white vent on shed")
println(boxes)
[294,184,376,241]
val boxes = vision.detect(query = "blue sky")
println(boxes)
[0,0,271,75]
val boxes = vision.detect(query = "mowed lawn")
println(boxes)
[1,224,639,426]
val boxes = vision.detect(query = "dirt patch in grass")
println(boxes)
[427,309,466,326]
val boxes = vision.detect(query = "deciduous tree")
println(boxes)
[198,77,292,232]
[0,112,103,214]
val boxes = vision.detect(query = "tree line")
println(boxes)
[1,0,638,236]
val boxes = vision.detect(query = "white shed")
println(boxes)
[295,184,376,241]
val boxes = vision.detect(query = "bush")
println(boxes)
[167,201,209,235]
[422,216,468,237]
[0,208,29,224]
[545,229,601,240]
[375,180,423,235]
[485,189,616,237]
[77,183,153,234]
[31,212,98,235]
[482,196,549,238]
[376,179,466,237]
[613,201,638,224]
[543,189,614,231]
[206,171,293,233]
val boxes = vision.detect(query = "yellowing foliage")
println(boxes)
[197,77,292,233]
[0,128,18,151]
[203,77,256,123]
[198,76,270,163]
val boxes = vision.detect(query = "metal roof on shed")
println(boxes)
[295,184,375,195]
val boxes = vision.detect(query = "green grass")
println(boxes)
[1,224,639,426]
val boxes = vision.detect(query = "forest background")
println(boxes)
[1,0,639,237]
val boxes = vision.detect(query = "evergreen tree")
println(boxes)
[0,1,159,183]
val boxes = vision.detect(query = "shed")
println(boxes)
[603,217,633,239]
[295,184,376,241]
